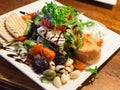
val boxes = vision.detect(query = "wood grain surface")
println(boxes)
[0,0,120,90]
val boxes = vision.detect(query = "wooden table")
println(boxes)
[0,0,120,90]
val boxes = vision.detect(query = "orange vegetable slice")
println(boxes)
[30,44,42,56]
[22,12,35,21]
[16,36,27,42]
[30,44,55,61]
[96,39,103,47]
[73,60,87,71]
[41,47,55,62]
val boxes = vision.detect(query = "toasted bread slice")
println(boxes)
[75,35,101,65]
[5,13,27,38]
[0,18,14,42]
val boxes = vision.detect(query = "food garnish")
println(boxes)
[86,66,98,83]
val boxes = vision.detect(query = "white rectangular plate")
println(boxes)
[94,0,117,5]
[0,0,120,90]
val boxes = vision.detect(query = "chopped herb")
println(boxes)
[86,66,98,83]
[76,20,84,35]
[76,20,94,35]
[34,15,41,24]
[25,20,32,35]
[76,38,83,50]
[83,21,95,27]
[42,38,50,47]
[30,31,38,40]
[66,47,75,58]
[63,30,76,48]
[23,40,36,47]
[86,66,98,74]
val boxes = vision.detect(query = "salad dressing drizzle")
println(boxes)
[43,30,48,38]
[49,33,56,40]
[54,31,63,44]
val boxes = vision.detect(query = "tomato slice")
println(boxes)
[40,17,53,28]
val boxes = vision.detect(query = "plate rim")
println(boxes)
[0,0,120,90]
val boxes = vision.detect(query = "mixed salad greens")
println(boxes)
[5,1,101,88]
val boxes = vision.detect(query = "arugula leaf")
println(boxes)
[86,66,98,74]
[34,15,41,24]
[42,38,50,47]
[41,2,95,50]
[84,21,94,27]
[76,38,83,50]
[63,30,76,47]
[42,2,77,27]
[86,66,98,83]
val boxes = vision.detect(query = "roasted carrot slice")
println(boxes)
[22,15,32,21]
[73,60,87,71]
[28,12,35,19]
[41,47,55,62]
[30,44,42,56]
[96,39,103,47]
[16,36,27,42]
[22,12,35,21]
[85,33,91,38]
[30,44,55,61]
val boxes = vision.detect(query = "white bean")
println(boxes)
[69,65,74,71]
[65,67,72,73]
[55,65,67,73]
[55,65,65,71]
[53,76,62,88]
[65,58,74,67]
[61,73,70,84]
[70,70,81,79]
[49,61,55,71]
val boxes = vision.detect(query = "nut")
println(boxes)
[61,73,70,84]
[70,70,80,79]
[65,58,74,67]
[49,61,55,70]
[53,76,62,88]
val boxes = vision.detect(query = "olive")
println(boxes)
[43,69,56,80]
[33,54,41,60]
[32,57,49,74]
[32,64,44,74]
[35,58,49,69]
[54,55,67,65]
[56,73,62,77]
